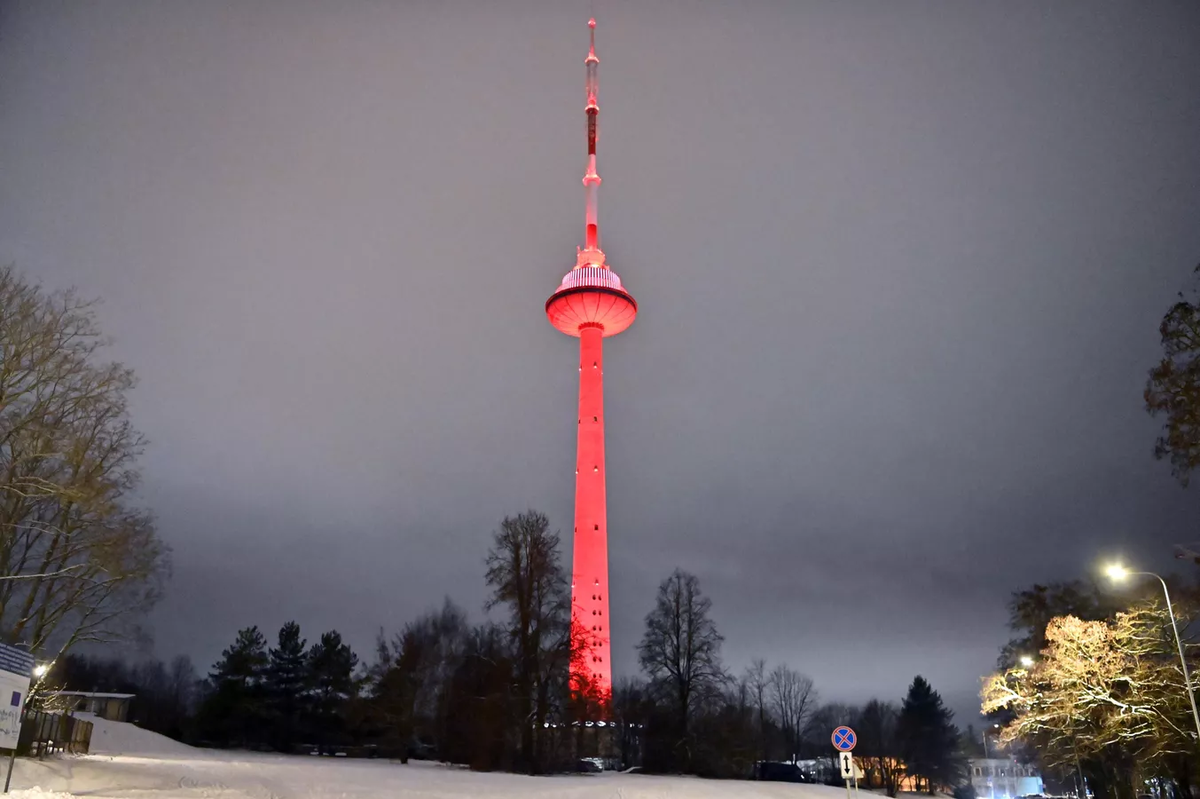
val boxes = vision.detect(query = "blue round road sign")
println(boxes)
[832,726,857,751]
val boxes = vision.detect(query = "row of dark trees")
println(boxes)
[616,667,963,789]
[182,512,585,769]
[196,625,358,752]
[51,509,967,788]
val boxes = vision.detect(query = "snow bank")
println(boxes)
[8,790,75,799]
[8,752,857,799]
[6,726,858,798]
[79,714,193,757]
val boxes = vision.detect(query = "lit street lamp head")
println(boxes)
[1105,563,1130,582]
[1019,656,1034,668]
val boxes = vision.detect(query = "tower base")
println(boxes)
[551,721,642,771]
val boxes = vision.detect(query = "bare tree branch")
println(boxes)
[0,266,169,659]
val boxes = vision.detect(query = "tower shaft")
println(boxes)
[572,324,611,694]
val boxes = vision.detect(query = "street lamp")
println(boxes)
[982,724,999,799]
[1105,562,1200,743]
[31,664,47,679]
[1019,656,1034,668]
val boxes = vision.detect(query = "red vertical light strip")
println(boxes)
[572,324,611,695]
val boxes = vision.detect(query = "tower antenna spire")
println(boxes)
[582,17,603,262]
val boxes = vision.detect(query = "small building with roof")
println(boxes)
[53,691,134,722]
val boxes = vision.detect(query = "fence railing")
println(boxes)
[18,711,92,757]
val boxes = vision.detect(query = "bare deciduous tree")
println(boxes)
[745,658,770,760]
[369,598,469,760]
[484,510,571,774]
[768,664,816,761]
[0,266,169,660]
[637,568,726,765]
[858,699,903,797]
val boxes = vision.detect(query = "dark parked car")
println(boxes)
[756,761,811,783]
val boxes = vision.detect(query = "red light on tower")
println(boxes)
[546,18,636,705]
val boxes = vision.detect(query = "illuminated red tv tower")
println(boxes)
[546,17,636,699]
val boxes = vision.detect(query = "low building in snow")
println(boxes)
[970,756,1044,799]
[54,691,135,722]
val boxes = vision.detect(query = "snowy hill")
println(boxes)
[77,714,193,757]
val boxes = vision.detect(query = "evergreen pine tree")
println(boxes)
[897,675,964,793]
[266,621,309,751]
[307,630,358,753]
[200,626,269,747]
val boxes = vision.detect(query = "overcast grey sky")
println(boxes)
[2,0,1198,722]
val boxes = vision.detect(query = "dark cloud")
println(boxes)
[2,0,1198,723]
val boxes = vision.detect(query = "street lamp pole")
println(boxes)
[982,726,996,799]
[1146,571,1200,744]
[1107,565,1200,744]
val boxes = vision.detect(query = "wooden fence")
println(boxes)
[18,711,93,757]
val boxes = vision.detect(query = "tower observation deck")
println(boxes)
[545,17,636,702]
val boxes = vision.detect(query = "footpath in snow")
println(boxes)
[8,716,849,798]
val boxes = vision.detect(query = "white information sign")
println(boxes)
[0,644,34,750]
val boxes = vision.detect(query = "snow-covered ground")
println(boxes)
[6,716,850,798]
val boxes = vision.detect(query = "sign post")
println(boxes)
[0,645,35,794]
[832,725,857,799]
